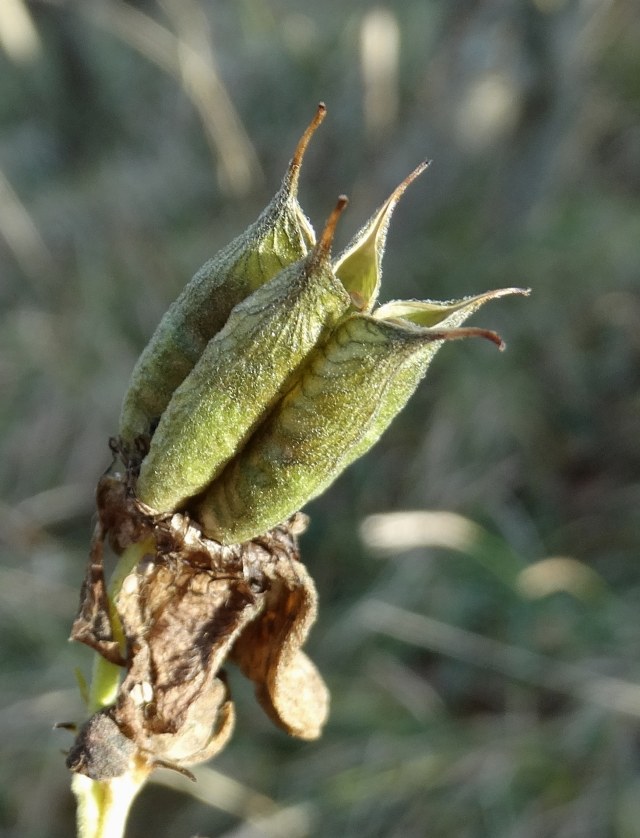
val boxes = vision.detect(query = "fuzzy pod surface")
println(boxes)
[135,198,353,513]
[118,104,326,449]
[195,288,527,544]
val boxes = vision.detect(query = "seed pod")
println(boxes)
[374,287,529,327]
[135,197,352,514]
[334,161,429,311]
[119,103,327,450]
[196,288,527,545]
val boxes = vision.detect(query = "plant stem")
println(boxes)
[72,536,155,838]
[72,772,147,838]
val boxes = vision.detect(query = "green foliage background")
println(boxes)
[1,1,639,836]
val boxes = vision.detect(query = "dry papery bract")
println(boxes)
[67,465,328,781]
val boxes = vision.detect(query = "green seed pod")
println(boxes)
[334,161,429,311]
[373,287,528,328]
[196,288,528,545]
[135,197,352,514]
[119,103,327,450]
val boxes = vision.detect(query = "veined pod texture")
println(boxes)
[136,198,353,514]
[136,162,444,514]
[196,288,527,545]
[118,103,326,449]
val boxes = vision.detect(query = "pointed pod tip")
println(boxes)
[413,159,432,179]
[317,194,349,255]
[503,286,532,298]
[424,326,506,350]
[471,327,506,351]
[462,327,505,351]
[383,159,431,212]
[289,103,328,178]
[404,158,431,185]
[475,286,532,304]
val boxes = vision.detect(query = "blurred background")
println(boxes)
[1,1,639,836]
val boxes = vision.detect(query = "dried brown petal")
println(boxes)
[113,554,264,756]
[69,523,123,666]
[231,547,329,739]
[129,675,235,768]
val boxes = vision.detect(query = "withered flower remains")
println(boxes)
[67,104,528,831]
[69,473,325,781]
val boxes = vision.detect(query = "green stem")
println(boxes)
[73,536,156,838]
[72,772,146,838]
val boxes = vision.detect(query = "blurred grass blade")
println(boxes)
[0,168,51,282]
[360,510,526,588]
[0,0,40,63]
[150,764,315,837]
[82,0,262,195]
[360,600,640,719]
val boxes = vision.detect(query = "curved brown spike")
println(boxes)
[288,102,327,187]
[424,326,506,351]
[316,195,349,258]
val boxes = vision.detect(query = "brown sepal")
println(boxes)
[69,522,124,666]
[231,532,329,740]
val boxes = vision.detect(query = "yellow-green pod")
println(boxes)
[119,103,326,449]
[334,160,429,311]
[135,198,352,514]
[196,288,527,545]
[373,287,530,328]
